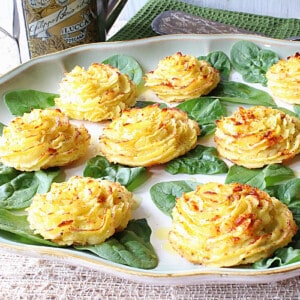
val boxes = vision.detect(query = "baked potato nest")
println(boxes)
[266,52,300,104]
[169,182,297,267]
[55,63,137,121]
[26,176,134,246]
[99,104,200,167]
[214,106,300,168]
[144,52,220,102]
[0,108,90,171]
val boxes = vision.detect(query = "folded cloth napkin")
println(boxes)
[109,0,300,41]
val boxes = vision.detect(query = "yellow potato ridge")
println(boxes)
[144,52,220,102]
[27,176,133,246]
[55,63,137,121]
[99,105,200,167]
[215,106,300,168]
[169,182,297,267]
[267,53,300,104]
[0,108,90,171]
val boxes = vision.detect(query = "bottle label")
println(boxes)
[22,0,100,58]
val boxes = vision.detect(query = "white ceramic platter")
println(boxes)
[0,34,300,285]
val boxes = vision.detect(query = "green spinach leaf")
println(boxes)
[177,97,226,136]
[0,209,58,246]
[76,219,158,269]
[230,41,279,86]
[0,210,158,269]
[150,180,200,217]
[0,123,4,135]
[198,51,231,80]
[165,145,228,175]
[83,155,148,191]
[200,123,218,137]
[266,178,300,208]
[210,81,276,106]
[134,101,168,109]
[0,164,61,209]
[102,54,143,85]
[253,247,300,269]
[294,105,300,118]
[225,164,295,190]
[4,89,58,116]
[278,107,300,118]
[265,178,300,244]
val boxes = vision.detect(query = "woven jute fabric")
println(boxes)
[0,251,300,300]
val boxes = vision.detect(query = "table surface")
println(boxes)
[1,1,300,299]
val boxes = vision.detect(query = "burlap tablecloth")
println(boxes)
[1,249,300,299]
[1,0,300,298]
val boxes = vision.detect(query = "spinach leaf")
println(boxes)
[165,145,228,175]
[266,178,300,208]
[253,247,300,269]
[294,105,300,119]
[83,155,148,191]
[0,210,158,269]
[225,164,295,190]
[210,81,276,106]
[134,101,168,109]
[150,180,200,217]
[177,97,226,136]
[0,123,4,135]
[102,54,143,85]
[0,209,58,246]
[76,219,158,269]
[0,164,61,209]
[277,107,300,118]
[4,90,58,116]
[265,178,300,243]
[200,123,218,137]
[230,41,279,86]
[198,51,231,80]
[34,168,63,193]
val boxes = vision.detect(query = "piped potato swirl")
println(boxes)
[55,63,137,121]
[0,108,90,171]
[266,52,300,104]
[144,52,220,102]
[99,104,200,167]
[26,176,134,246]
[214,106,300,168]
[169,182,297,267]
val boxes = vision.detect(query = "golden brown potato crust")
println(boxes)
[99,104,200,167]
[266,52,300,104]
[26,176,133,246]
[144,52,220,102]
[0,109,90,171]
[169,182,297,267]
[214,106,300,168]
[55,63,137,121]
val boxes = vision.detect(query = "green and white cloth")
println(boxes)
[110,0,300,41]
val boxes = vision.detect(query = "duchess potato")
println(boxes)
[266,52,300,104]
[0,108,90,171]
[214,106,300,168]
[169,182,297,267]
[26,176,133,246]
[55,63,137,121]
[99,104,200,167]
[144,52,220,102]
